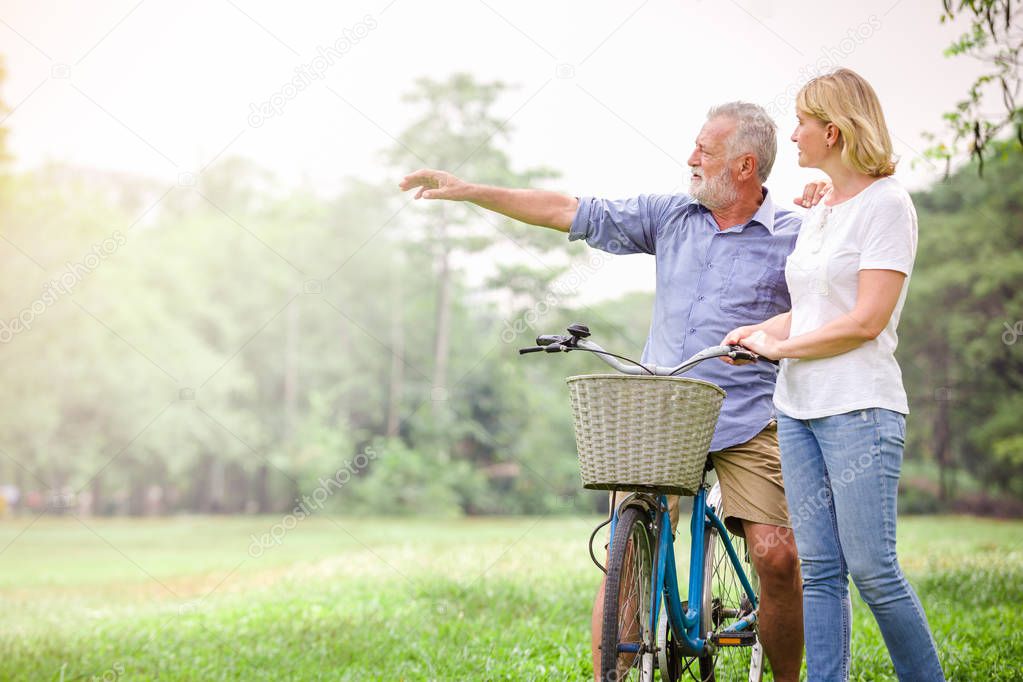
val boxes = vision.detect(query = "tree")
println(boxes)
[0,68,655,518]
[387,74,565,456]
[927,0,1023,174]
[0,56,10,164]
[901,142,1023,502]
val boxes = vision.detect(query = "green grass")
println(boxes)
[0,514,1021,680]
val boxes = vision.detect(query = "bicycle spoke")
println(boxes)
[704,533,761,679]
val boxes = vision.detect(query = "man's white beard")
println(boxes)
[690,167,739,210]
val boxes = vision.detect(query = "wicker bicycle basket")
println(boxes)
[566,374,726,496]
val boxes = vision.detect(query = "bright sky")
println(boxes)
[0,0,982,301]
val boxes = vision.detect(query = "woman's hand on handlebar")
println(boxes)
[720,326,785,365]
[721,325,757,365]
[723,325,757,346]
[733,330,784,363]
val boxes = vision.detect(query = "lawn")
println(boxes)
[1,514,1020,680]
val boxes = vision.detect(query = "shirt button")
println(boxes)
[697,295,705,301]
[707,263,713,269]
[689,328,696,333]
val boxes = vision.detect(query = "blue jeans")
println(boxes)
[777,408,945,682]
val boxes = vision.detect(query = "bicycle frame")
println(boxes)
[608,486,759,658]
[521,326,768,668]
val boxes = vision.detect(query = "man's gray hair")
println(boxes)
[706,102,777,183]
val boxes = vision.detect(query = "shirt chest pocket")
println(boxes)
[720,247,788,321]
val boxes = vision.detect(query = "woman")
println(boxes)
[723,68,945,681]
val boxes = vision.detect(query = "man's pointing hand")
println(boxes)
[399,168,471,201]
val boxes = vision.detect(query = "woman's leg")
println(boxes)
[777,413,851,681]
[813,408,945,682]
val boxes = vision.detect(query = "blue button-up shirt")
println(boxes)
[569,190,800,451]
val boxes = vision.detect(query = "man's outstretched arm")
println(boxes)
[399,168,578,232]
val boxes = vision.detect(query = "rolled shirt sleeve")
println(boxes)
[569,194,679,255]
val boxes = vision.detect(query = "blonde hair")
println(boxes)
[796,68,896,177]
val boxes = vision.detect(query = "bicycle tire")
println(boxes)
[698,514,764,681]
[600,505,656,682]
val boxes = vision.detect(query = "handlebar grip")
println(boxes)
[728,346,757,362]
[728,345,779,366]
[518,346,545,354]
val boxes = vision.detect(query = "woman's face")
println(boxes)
[791,110,830,168]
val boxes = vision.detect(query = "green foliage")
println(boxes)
[1,68,1019,519]
[339,437,476,516]
[927,1,1023,173]
[0,73,597,517]
[901,142,1023,500]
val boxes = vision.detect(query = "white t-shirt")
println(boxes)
[774,176,917,419]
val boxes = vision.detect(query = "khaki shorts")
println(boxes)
[609,421,790,538]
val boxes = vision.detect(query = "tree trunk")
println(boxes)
[193,453,213,513]
[127,461,147,516]
[432,210,452,410]
[13,465,24,514]
[432,248,453,464]
[387,258,405,438]
[52,468,67,515]
[934,343,953,503]
[282,302,300,514]
[284,302,299,439]
[89,473,103,517]
[935,397,950,503]
[210,458,225,513]
[254,464,270,514]
[225,461,248,513]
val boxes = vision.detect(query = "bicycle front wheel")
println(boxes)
[699,511,764,681]
[601,505,656,682]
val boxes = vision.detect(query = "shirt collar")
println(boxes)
[690,187,779,234]
[750,187,778,234]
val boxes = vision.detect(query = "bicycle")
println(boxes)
[520,323,769,681]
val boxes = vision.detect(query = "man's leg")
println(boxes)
[711,422,804,681]
[744,521,803,682]
[591,575,605,682]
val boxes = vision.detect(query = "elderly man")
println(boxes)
[400,102,804,681]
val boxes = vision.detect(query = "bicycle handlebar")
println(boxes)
[536,335,563,346]
[518,323,777,376]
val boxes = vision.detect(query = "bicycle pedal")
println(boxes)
[710,630,756,647]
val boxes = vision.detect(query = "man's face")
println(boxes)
[687,116,739,210]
